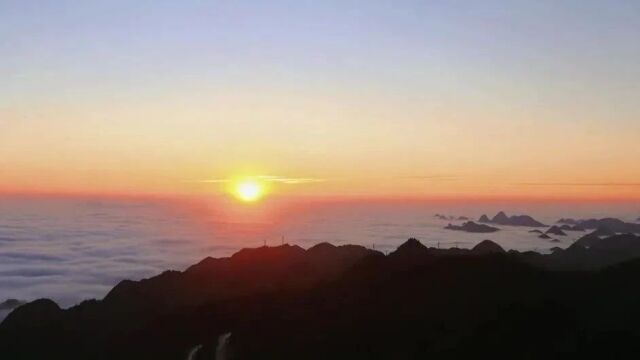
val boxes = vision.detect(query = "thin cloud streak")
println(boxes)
[516,182,640,187]
[195,175,456,185]
[400,175,458,181]
[194,176,326,185]
[255,176,326,184]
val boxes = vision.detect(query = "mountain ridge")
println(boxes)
[4,235,640,359]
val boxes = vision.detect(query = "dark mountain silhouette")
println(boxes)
[434,214,469,221]
[4,236,640,359]
[589,226,616,238]
[0,299,62,337]
[522,233,640,270]
[558,218,580,225]
[577,218,640,233]
[0,299,26,311]
[546,226,567,236]
[478,211,546,227]
[529,229,543,234]
[559,224,585,231]
[539,233,552,239]
[471,240,505,254]
[555,218,640,233]
[444,221,500,233]
[572,232,640,251]
[389,237,430,260]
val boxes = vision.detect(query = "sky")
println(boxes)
[1,0,640,200]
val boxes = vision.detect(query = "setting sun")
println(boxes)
[234,180,264,202]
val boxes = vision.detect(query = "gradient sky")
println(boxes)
[1,0,639,200]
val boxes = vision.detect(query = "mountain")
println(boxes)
[546,226,567,236]
[557,218,580,225]
[478,211,546,227]
[590,227,617,238]
[559,224,585,232]
[445,221,500,233]
[434,214,469,221]
[531,233,640,271]
[471,240,505,255]
[0,299,27,322]
[0,299,25,311]
[555,218,640,234]
[5,237,640,359]
[493,211,510,224]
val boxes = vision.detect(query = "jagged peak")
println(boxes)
[399,237,425,248]
[391,238,429,256]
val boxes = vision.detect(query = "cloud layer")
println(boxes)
[1,196,637,318]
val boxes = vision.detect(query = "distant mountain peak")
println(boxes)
[493,211,510,223]
[445,221,500,233]
[482,211,546,227]
[546,226,567,236]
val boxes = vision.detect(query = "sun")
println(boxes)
[234,180,264,202]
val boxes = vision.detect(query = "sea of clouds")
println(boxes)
[0,197,237,313]
[1,196,636,319]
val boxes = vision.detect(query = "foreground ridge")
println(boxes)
[3,235,640,359]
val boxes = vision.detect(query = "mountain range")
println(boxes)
[4,231,640,359]
[478,211,546,227]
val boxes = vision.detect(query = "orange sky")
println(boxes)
[2,2,640,201]
[2,91,640,201]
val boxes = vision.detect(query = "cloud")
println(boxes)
[255,176,325,184]
[516,182,640,187]
[0,199,227,309]
[195,174,458,185]
[195,175,326,185]
[196,179,231,183]
[400,175,458,181]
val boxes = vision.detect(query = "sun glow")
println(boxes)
[234,180,264,202]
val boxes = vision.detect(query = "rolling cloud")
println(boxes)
[0,197,240,311]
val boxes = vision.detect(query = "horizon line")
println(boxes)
[1,189,639,204]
